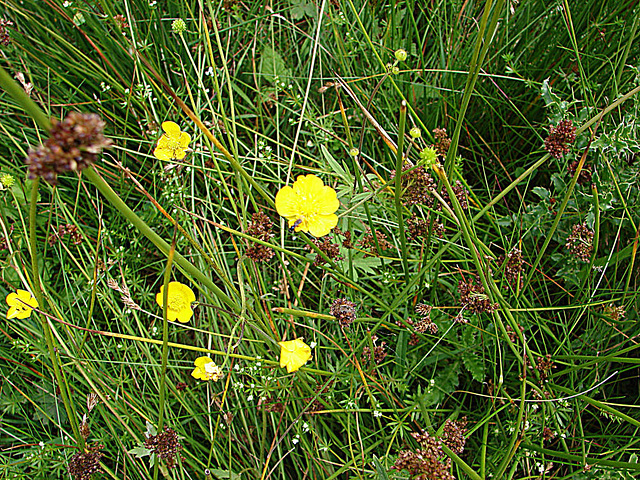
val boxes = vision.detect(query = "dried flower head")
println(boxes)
[441,417,468,455]
[306,235,342,266]
[565,223,594,262]
[113,14,129,30]
[567,160,592,185]
[497,248,524,289]
[407,213,444,240]
[440,180,469,210]
[26,112,112,184]
[68,444,103,480]
[357,228,393,255]
[362,335,388,365]
[602,303,625,321]
[393,431,455,480]
[544,119,576,159]
[79,414,91,440]
[458,278,498,315]
[0,19,13,46]
[246,211,275,262]
[144,427,182,470]
[433,128,451,156]
[330,298,357,328]
[391,163,436,206]
[414,303,438,334]
[536,354,555,382]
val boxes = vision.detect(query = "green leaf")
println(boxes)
[321,145,352,184]
[371,456,391,479]
[290,0,316,20]
[462,350,485,382]
[145,420,157,437]
[352,255,382,275]
[259,46,290,84]
[531,186,550,200]
[127,446,152,458]
[209,469,241,480]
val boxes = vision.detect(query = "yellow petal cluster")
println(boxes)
[278,338,312,373]
[156,281,196,323]
[191,356,223,381]
[275,174,339,237]
[6,290,39,319]
[153,121,191,160]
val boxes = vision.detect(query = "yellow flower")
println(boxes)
[275,174,339,237]
[153,121,191,160]
[6,289,39,319]
[156,281,196,323]
[191,356,223,381]
[278,338,312,373]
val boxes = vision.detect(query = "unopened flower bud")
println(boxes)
[395,49,408,62]
[349,147,360,157]
[392,66,400,75]
[409,127,421,139]
[419,147,439,168]
[172,18,187,34]
[1,174,15,189]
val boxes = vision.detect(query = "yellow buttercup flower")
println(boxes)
[191,356,223,381]
[153,121,191,160]
[6,290,39,319]
[278,338,312,373]
[156,281,196,323]
[275,174,339,237]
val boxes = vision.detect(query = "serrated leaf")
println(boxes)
[290,0,316,20]
[127,446,152,458]
[462,351,485,382]
[259,46,290,84]
[352,255,381,275]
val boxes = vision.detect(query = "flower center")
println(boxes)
[168,294,188,312]
[164,136,182,153]
[203,362,221,380]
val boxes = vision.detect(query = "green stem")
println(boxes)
[0,65,51,132]
[394,101,409,285]
[29,178,81,446]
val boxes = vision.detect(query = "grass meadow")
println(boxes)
[0,0,639,479]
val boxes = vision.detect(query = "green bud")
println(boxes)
[419,147,439,168]
[172,18,187,34]
[394,49,408,62]
[349,147,360,157]
[0,174,15,189]
[392,66,400,75]
[409,127,421,139]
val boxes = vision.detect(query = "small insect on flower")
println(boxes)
[275,174,340,237]
[191,357,224,381]
[6,290,38,319]
[153,121,191,161]
[156,281,196,323]
[278,338,312,373]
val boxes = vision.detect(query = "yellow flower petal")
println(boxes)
[278,338,312,373]
[176,308,193,323]
[308,214,338,238]
[275,186,298,219]
[6,290,38,319]
[179,132,191,148]
[162,121,181,137]
[156,281,195,323]
[315,186,340,215]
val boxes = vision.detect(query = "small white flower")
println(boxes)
[39,441,45,448]
[373,410,382,418]
[205,66,214,76]
[302,422,309,433]
[63,1,72,7]
[247,395,254,402]
[292,434,300,445]
[309,341,317,349]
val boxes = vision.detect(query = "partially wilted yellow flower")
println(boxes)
[6,290,38,319]
[278,338,312,373]
[275,174,339,237]
[153,121,191,161]
[191,356,223,381]
[156,281,196,323]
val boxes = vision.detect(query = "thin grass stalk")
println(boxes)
[29,178,81,446]
[394,101,409,284]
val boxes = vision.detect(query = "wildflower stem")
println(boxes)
[29,178,82,447]
[394,101,410,284]
[0,65,51,132]
[154,232,176,480]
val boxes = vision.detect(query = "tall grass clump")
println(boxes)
[0,0,638,479]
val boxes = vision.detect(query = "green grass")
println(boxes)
[0,0,639,479]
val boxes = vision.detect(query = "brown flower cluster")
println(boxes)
[306,235,342,266]
[414,303,437,334]
[48,224,83,246]
[441,417,468,455]
[390,163,436,206]
[362,335,387,365]
[334,227,353,249]
[144,427,182,470]
[407,213,444,240]
[497,248,524,289]
[113,14,129,30]
[245,211,275,262]
[602,303,625,321]
[433,128,451,156]
[26,112,112,184]
[68,444,103,480]
[357,228,393,255]
[536,354,555,382]
[330,298,357,328]
[458,278,498,315]
[441,180,469,210]
[544,119,576,159]
[0,19,13,45]
[567,160,592,185]
[565,223,594,262]
[393,431,455,480]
